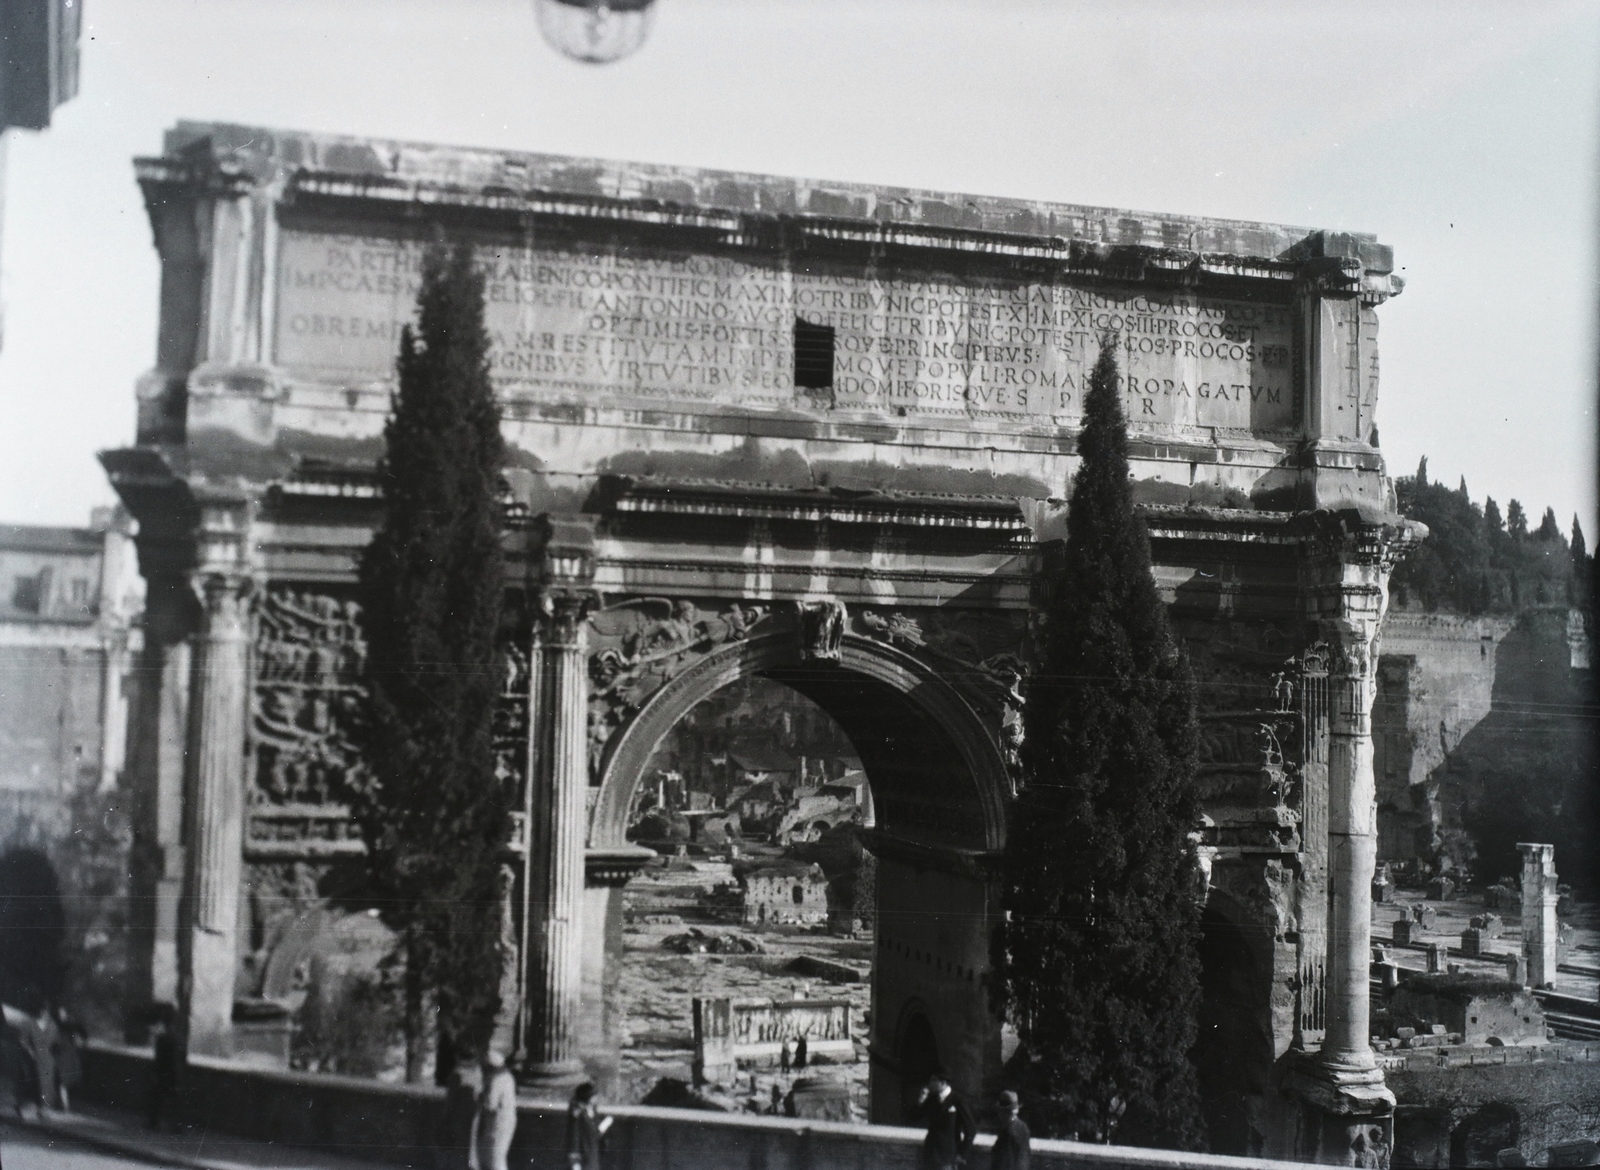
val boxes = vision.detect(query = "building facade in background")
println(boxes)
[0,508,140,811]
[0,508,143,1032]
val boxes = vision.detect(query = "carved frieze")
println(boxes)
[251,590,369,812]
[251,589,531,853]
[586,598,772,781]
[797,599,846,662]
[494,639,530,789]
[852,605,1027,769]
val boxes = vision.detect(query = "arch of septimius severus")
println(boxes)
[105,121,1418,1165]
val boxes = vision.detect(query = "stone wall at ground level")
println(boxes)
[79,1042,1315,1170]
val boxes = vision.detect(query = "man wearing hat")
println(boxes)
[915,1068,976,1170]
[991,1090,1031,1170]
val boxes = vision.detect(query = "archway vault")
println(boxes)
[588,627,1011,855]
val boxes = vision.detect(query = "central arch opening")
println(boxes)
[588,632,1008,1124]
[616,676,875,1115]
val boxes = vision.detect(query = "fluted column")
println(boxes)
[522,593,590,1082]
[1290,510,1420,1165]
[180,570,251,1058]
[1321,618,1381,1074]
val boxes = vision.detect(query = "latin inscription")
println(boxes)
[276,232,1294,431]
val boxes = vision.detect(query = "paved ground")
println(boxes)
[0,1108,405,1170]
[1,1124,171,1170]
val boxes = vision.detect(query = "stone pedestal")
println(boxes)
[1518,842,1559,988]
[520,594,591,1091]
[179,570,251,1058]
[1288,1063,1395,1169]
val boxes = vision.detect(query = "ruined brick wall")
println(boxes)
[1389,1053,1600,1167]
[1373,612,1513,863]
[1374,607,1597,885]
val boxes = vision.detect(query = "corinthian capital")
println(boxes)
[190,570,254,635]
[538,589,595,646]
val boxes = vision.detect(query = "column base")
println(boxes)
[517,1059,587,1101]
[1286,1054,1394,1167]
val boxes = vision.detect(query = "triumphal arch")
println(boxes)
[108,121,1417,1163]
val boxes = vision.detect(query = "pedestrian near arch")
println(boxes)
[566,1081,612,1169]
[467,1050,517,1170]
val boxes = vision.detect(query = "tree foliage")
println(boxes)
[354,240,512,1076]
[1390,459,1590,614]
[992,340,1205,1149]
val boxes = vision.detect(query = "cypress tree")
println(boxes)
[1507,499,1528,541]
[993,339,1204,1149]
[355,240,512,1080]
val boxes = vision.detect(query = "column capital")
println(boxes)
[1299,506,1426,573]
[536,589,596,645]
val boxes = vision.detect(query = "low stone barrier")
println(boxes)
[80,1042,1309,1170]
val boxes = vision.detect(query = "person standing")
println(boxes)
[566,1081,611,1170]
[467,1050,517,1170]
[51,1007,84,1113]
[793,1035,808,1069]
[990,1090,1030,1170]
[147,1012,181,1132]
[780,1040,791,1072]
[25,1006,58,1113]
[440,1056,482,1169]
[915,1069,975,1170]
[0,1014,31,1118]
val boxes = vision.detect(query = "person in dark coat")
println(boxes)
[0,1015,33,1118]
[793,1035,808,1069]
[148,1012,182,1131]
[565,1080,611,1169]
[990,1090,1030,1170]
[916,1069,976,1170]
[440,1056,481,1170]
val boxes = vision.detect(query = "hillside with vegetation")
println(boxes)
[1389,458,1592,616]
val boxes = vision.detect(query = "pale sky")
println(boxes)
[1,0,1596,534]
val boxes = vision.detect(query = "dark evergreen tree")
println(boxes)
[1392,471,1587,617]
[355,240,512,1081]
[1507,499,1529,541]
[993,339,1204,1149]
[1538,507,1563,542]
[1483,497,1504,536]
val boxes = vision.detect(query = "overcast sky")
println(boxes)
[1,0,1596,534]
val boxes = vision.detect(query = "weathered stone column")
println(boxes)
[1321,616,1382,1074]
[1290,510,1420,1165]
[1518,843,1559,988]
[180,569,252,1058]
[521,584,593,1085]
